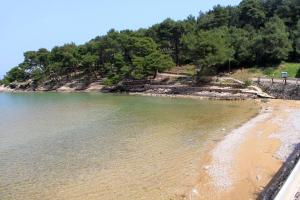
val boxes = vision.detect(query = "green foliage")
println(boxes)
[231,62,300,79]
[0,78,10,86]
[182,28,233,76]
[256,16,292,63]
[276,63,300,78]
[5,0,300,86]
[296,68,300,78]
[132,52,174,78]
[4,66,29,83]
[103,74,122,86]
[274,0,300,27]
[244,79,253,87]
[239,0,266,28]
[292,19,300,60]
[198,5,237,29]
[227,27,256,64]
[146,18,185,65]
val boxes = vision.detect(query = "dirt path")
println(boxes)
[252,77,299,84]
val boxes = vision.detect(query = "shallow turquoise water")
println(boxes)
[0,93,259,199]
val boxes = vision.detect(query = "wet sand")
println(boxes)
[190,100,300,200]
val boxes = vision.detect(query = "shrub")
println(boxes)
[244,79,252,87]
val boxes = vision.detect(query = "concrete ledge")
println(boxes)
[274,156,300,200]
[260,145,300,200]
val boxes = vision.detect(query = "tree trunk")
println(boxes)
[153,69,158,79]
[175,43,180,66]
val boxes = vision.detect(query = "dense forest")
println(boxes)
[2,0,300,86]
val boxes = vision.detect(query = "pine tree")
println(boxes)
[258,16,292,63]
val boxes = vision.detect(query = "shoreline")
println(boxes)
[0,76,274,100]
[187,99,300,200]
[0,85,266,101]
[1,86,300,199]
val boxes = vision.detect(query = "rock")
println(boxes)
[203,165,210,170]
[9,79,33,90]
[57,85,75,92]
[0,85,13,92]
[256,175,261,181]
[192,188,199,194]
[86,82,104,91]
[258,82,300,100]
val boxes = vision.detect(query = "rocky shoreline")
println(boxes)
[0,74,274,100]
[0,85,14,92]
[258,81,300,100]
[0,83,270,100]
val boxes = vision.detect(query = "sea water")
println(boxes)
[0,93,259,200]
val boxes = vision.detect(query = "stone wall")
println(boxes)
[258,82,300,100]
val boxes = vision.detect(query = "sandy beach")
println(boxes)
[188,100,300,200]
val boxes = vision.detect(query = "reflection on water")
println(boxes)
[0,93,259,199]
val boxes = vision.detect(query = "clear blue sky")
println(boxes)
[0,0,241,78]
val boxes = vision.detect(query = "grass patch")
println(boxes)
[264,63,300,78]
[165,65,196,76]
[231,69,258,82]
[231,63,300,80]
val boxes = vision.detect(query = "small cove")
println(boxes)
[0,92,259,200]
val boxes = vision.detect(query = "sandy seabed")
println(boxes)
[187,100,300,200]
